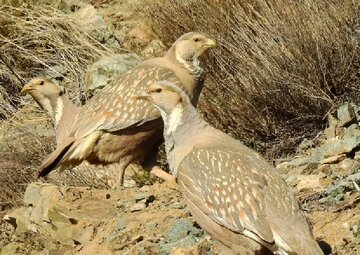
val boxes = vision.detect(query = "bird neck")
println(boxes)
[160,103,210,176]
[165,47,205,80]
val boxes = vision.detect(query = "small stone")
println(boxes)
[123,179,136,188]
[296,175,324,192]
[321,154,347,164]
[171,202,186,209]
[355,151,360,160]
[130,202,146,212]
[135,192,155,205]
[319,196,330,204]
[115,218,129,231]
[147,222,158,231]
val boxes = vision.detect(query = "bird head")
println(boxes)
[137,81,188,114]
[20,77,65,100]
[167,32,216,69]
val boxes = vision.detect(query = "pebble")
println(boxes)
[130,202,147,212]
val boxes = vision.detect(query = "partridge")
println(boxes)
[38,32,216,186]
[138,81,323,255]
[20,77,78,145]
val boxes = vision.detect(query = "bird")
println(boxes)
[20,77,78,145]
[38,32,217,187]
[137,81,324,255]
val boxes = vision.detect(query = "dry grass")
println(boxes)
[141,0,360,157]
[0,0,115,119]
[0,1,117,209]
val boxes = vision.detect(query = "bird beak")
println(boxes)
[135,91,152,101]
[20,83,33,96]
[203,38,217,48]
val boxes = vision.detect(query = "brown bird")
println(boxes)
[138,81,323,255]
[20,77,78,145]
[38,32,217,186]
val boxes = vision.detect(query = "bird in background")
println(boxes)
[38,32,217,187]
[20,77,78,145]
[137,81,324,255]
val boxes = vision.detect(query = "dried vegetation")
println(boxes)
[0,0,114,209]
[142,0,360,156]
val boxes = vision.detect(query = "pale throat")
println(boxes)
[157,104,184,136]
[175,51,203,77]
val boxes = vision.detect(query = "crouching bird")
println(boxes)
[20,77,78,145]
[38,32,217,187]
[137,81,324,255]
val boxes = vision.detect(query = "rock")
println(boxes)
[331,159,360,176]
[171,202,186,210]
[321,136,360,158]
[355,151,360,160]
[135,192,155,203]
[126,21,154,47]
[164,219,203,243]
[141,39,167,59]
[321,154,347,164]
[130,202,147,212]
[296,175,325,192]
[85,53,141,94]
[115,218,129,231]
[342,124,360,139]
[70,3,119,49]
[160,236,199,255]
[337,103,357,127]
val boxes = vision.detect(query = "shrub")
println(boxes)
[141,0,360,157]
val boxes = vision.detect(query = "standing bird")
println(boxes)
[137,81,323,255]
[20,77,78,145]
[38,32,217,186]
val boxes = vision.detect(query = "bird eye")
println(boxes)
[39,81,44,85]
[194,38,199,42]
[156,88,162,93]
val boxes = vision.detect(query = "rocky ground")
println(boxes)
[0,0,359,254]
[1,104,359,255]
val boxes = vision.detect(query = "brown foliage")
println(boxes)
[141,0,360,156]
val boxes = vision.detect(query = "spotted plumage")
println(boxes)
[38,32,216,187]
[138,81,323,255]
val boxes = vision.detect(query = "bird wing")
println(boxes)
[177,146,275,245]
[73,66,184,138]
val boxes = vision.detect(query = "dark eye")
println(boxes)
[39,81,44,85]
[156,88,162,93]
[194,38,200,42]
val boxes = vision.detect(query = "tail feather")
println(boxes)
[38,138,75,177]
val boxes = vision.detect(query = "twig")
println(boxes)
[0,53,25,87]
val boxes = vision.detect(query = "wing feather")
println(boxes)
[177,146,275,245]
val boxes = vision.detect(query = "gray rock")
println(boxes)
[159,235,198,255]
[165,219,203,243]
[337,103,357,127]
[130,202,146,212]
[70,3,120,49]
[342,124,360,139]
[135,192,155,203]
[321,136,360,158]
[115,218,129,231]
[85,53,141,94]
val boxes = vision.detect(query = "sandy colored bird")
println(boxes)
[38,32,217,186]
[138,81,323,255]
[20,77,78,145]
